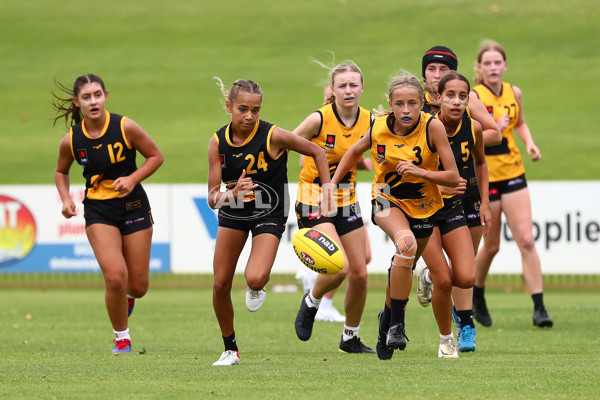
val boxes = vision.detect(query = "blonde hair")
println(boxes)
[213,77,262,105]
[310,56,364,105]
[473,40,507,84]
[374,72,424,117]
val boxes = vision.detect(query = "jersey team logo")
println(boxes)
[486,106,494,116]
[219,154,226,168]
[77,148,88,165]
[325,134,336,149]
[376,144,386,160]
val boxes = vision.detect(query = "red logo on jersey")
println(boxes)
[77,148,88,165]
[486,106,494,116]
[376,144,386,160]
[219,154,226,168]
[325,134,336,149]
[307,211,320,220]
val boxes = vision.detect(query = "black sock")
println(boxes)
[390,298,408,326]
[473,285,485,300]
[381,303,391,332]
[532,292,544,311]
[456,309,475,329]
[223,332,238,351]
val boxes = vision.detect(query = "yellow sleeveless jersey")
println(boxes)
[370,111,443,218]
[297,103,372,206]
[473,82,524,182]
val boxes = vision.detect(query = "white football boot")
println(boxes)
[438,337,459,359]
[212,350,240,366]
[246,288,266,312]
[415,259,433,307]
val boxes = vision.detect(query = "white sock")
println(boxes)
[306,290,321,308]
[343,325,359,341]
[424,270,432,285]
[440,332,454,341]
[320,296,333,309]
[114,328,130,341]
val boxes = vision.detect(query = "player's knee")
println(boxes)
[213,279,232,296]
[128,284,148,299]
[454,272,476,289]
[104,270,127,293]
[484,241,501,257]
[518,235,536,253]
[347,265,368,289]
[433,272,453,293]
[392,231,417,268]
[245,272,270,291]
[334,267,349,282]
[451,262,476,288]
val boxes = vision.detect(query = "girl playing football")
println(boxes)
[208,77,335,365]
[53,74,164,354]
[332,72,459,360]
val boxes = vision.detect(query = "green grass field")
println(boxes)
[2,2,599,398]
[1,0,599,184]
[1,276,598,399]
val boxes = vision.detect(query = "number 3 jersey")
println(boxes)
[70,111,144,201]
[472,82,524,182]
[370,111,443,219]
[214,119,289,219]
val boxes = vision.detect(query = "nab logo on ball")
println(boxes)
[292,228,344,275]
[304,229,338,255]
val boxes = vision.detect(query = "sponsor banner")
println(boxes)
[6,243,169,273]
[354,181,600,275]
[1,182,598,274]
[173,182,600,275]
[0,185,170,273]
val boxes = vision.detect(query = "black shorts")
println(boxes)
[489,174,527,202]
[371,197,436,239]
[295,202,364,236]
[436,197,467,235]
[462,194,482,228]
[218,214,286,239]
[83,190,153,235]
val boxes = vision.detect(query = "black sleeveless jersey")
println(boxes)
[436,112,479,199]
[70,111,143,201]
[215,120,289,219]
